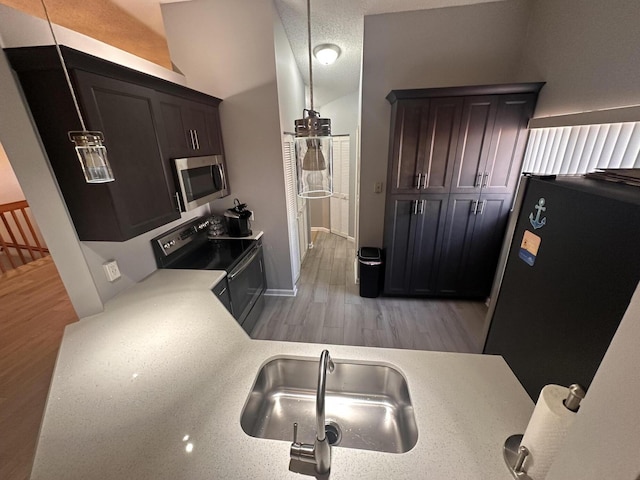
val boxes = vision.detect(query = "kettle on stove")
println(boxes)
[224,198,252,237]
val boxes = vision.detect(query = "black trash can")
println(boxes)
[358,247,382,298]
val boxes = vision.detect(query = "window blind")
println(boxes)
[522,122,640,175]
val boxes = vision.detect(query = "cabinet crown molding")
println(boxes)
[386,82,545,104]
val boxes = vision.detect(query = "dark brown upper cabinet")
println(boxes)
[5,46,226,242]
[157,92,223,159]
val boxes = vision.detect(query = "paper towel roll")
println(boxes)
[521,384,577,479]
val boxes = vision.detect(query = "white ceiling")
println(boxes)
[112,0,508,106]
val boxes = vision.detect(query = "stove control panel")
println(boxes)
[155,218,211,256]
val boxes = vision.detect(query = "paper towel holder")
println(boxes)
[503,383,585,479]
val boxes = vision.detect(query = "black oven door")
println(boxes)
[227,244,266,333]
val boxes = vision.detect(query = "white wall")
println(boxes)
[273,15,305,136]
[0,142,24,204]
[162,0,295,292]
[80,206,210,302]
[319,91,359,237]
[0,50,103,317]
[546,281,640,480]
[517,0,640,121]
[359,0,531,247]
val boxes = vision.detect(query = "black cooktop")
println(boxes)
[151,217,257,272]
[164,238,256,271]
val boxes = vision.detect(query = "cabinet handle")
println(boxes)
[422,174,428,189]
[418,199,425,215]
[479,200,486,215]
[471,200,478,215]
[193,130,200,150]
[475,173,482,187]
[174,192,182,211]
[482,173,489,187]
[412,200,418,215]
[416,173,422,189]
[217,287,227,296]
[188,129,195,149]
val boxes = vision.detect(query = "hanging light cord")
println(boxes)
[40,0,87,132]
[307,0,314,112]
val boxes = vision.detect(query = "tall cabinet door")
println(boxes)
[450,96,499,194]
[388,100,430,194]
[458,194,512,296]
[436,194,512,296]
[408,195,449,295]
[436,195,478,295]
[419,98,463,194]
[383,196,419,295]
[481,94,536,195]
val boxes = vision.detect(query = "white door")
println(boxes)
[282,133,308,284]
[330,136,350,238]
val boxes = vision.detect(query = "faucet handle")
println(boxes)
[292,422,298,444]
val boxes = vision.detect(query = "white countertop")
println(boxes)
[31,269,534,480]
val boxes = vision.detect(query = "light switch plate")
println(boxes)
[103,260,121,282]
[374,182,383,193]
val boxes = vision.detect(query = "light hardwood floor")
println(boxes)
[252,231,488,353]
[0,256,78,480]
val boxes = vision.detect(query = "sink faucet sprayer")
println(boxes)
[290,350,335,474]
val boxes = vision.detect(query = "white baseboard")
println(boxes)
[311,227,331,233]
[265,287,298,297]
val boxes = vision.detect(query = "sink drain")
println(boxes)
[324,420,342,446]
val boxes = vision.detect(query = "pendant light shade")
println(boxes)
[294,0,333,199]
[41,0,115,184]
[69,131,114,183]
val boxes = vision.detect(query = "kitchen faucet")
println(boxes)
[290,350,335,474]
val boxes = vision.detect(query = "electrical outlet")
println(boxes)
[374,181,383,193]
[103,260,121,282]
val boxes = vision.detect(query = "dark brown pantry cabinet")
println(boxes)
[383,83,543,298]
[5,45,226,241]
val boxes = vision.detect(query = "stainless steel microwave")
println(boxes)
[174,155,228,211]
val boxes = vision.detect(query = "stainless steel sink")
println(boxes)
[240,357,418,453]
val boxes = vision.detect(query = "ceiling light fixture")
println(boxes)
[313,44,341,65]
[40,0,115,184]
[294,0,333,199]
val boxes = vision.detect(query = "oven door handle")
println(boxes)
[228,246,260,281]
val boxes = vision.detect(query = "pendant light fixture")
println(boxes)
[40,0,115,184]
[294,0,333,198]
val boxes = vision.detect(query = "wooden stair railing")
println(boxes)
[0,200,49,273]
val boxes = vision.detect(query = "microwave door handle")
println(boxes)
[218,163,227,191]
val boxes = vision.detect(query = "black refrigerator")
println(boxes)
[483,175,640,400]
